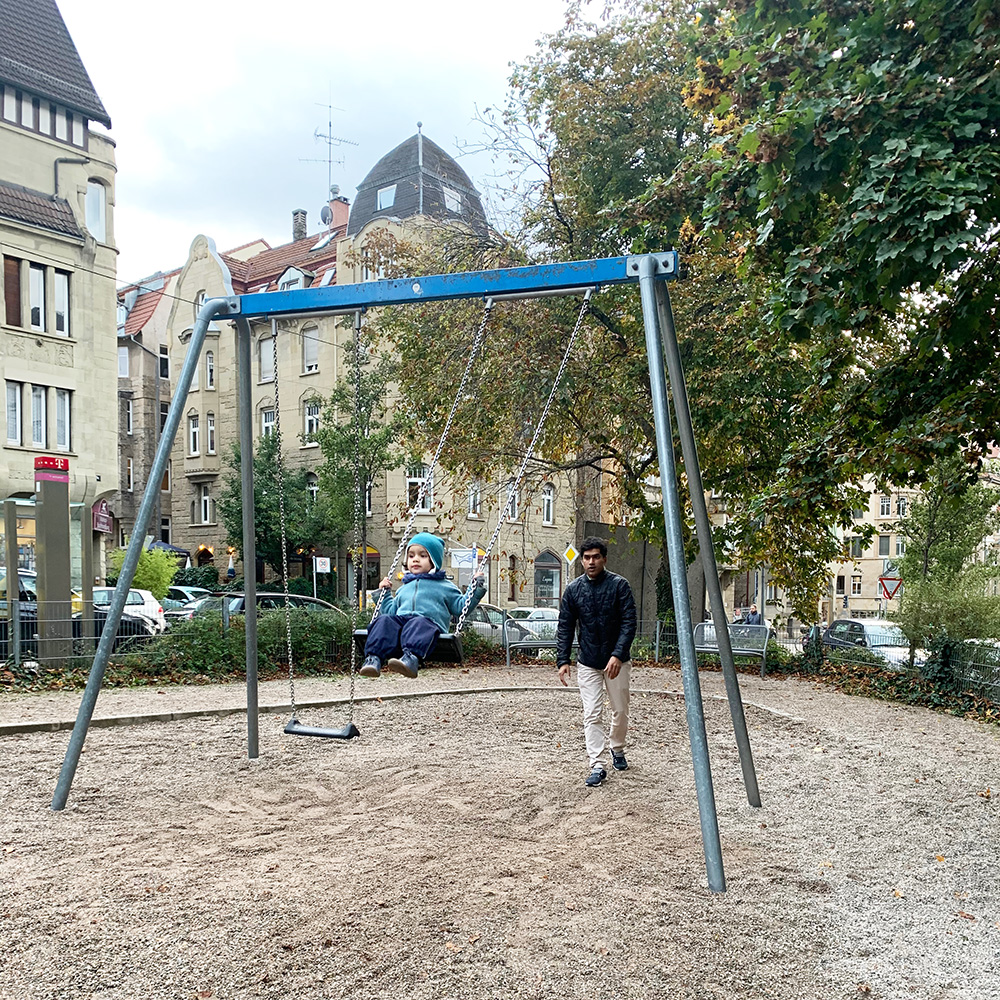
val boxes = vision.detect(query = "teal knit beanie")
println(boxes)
[408,532,445,571]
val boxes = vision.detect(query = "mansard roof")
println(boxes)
[347,131,488,236]
[0,179,83,238]
[0,0,111,128]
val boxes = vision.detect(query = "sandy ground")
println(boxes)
[1,662,998,1000]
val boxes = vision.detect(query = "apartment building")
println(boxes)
[1,0,118,584]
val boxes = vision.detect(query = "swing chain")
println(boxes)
[371,296,495,621]
[270,322,297,718]
[454,290,592,633]
[347,312,367,722]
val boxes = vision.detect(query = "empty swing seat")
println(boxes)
[352,628,465,664]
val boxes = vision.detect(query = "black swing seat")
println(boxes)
[284,718,361,740]
[352,628,465,664]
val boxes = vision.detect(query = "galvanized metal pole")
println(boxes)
[637,255,726,892]
[235,318,259,760]
[51,298,236,810]
[654,281,761,808]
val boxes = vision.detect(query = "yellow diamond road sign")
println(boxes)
[564,545,578,564]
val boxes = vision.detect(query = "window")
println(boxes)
[159,345,169,379]
[118,346,129,377]
[766,581,779,602]
[504,480,519,521]
[188,414,200,455]
[880,495,891,517]
[71,115,83,146]
[442,186,461,213]
[30,385,46,446]
[200,485,212,524]
[261,408,275,438]
[205,351,215,389]
[851,507,864,520]
[851,575,863,596]
[896,536,906,556]
[161,463,171,493]
[468,482,482,517]
[193,290,206,320]
[896,496,908,517]
[2,87,14,121]
[160,517,171,544]
[541,484,555,525]
[280,275,301,291]
[20,95,33,128]
[54,271,69,335]
[6,381,22,444]
[29,264,44,330]
[125,457,134,492]
[55,389,70,451]
[366,480,373,517]
[508,556,517,602]
[306,473,319,503]
[377,184,396,210]
[191,356,199,390]
[407,463,432,511]
[54,108,67,141]
[3,256,21,327]
[160,402,170,433]
[259,338,274,382]
[534,551,561,607]
[207,413,216,454]
[86,182,107,243]
[849,537,863,559]
[835,575,845,595]
[878,534,890,556]
[302,326,319,373]
[304,400,320,441]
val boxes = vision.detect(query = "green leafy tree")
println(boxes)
[684,0,1000,481]
[217,433,343,577]
[107,547,178,600]
[894,457,1000,645]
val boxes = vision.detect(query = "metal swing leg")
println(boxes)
[284,718,361,740]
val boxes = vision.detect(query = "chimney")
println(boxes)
[328,185,350,230]
[292,209,307,241]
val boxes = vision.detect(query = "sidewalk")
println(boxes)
[0,660,838,736]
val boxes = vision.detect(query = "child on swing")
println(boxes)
[360,532,486,678]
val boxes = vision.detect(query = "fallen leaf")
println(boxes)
[935,855,946,863]
[893,889,905,898]
[468,934,480,944]
[957,910,976,921]
[857,986,872,996]
[445,942,462,953]
[977,787,991,799]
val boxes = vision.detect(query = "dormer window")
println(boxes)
[443,186,461,213]
[377,185,396,211]
[277,266,309,292]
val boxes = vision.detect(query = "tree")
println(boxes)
[683,0,1000,480]
[376,3,868,620]
[894,456,1000,644]
[217,433,343,577]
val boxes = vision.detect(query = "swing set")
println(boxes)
[50,252,760,894]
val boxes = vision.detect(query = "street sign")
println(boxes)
[315,556,331,573]
[563,544,578,564]
[879,576,903,600]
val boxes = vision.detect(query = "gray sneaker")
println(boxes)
[611,749,628,771]
[386,650,420,678]
[359,656,382,677]
[585,766,606,787]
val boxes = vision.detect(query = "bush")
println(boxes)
[173,565,220,589]
[107,548,178,600]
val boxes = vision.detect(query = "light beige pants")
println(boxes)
[576,660,631,769]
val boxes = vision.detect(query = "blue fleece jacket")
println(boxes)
[377,571,486,633]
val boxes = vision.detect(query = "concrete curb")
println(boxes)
[0,684,807,737]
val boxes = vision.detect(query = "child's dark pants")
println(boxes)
[365,614,441,661]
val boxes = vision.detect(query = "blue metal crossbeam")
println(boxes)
[217,252,678,319]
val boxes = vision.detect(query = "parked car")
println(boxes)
[459,603,534,646]
[821,618,923,668]
[72,609,157,654]
[91,587,167,633]
[180,592,347,621]
[522,607,560,640]
[162,586,212,611]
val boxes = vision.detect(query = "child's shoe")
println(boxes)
[386,650,420,678]
[359,655,382,677]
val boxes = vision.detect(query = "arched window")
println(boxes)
[205,350,215,389]
[306,473,319,503]
[85,181,106,242]
[534,551,562,608]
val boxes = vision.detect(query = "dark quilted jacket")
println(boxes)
[556,569,637,669]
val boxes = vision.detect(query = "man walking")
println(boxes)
[557,537,637,787]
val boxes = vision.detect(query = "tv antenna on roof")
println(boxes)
[299,97,358,197]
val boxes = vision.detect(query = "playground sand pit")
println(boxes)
[1,676,998,1000]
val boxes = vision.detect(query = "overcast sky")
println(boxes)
[55,0,571,284]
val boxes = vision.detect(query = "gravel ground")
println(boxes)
[1,663,998,1000]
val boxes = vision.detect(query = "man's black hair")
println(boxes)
[581,536,608,558]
